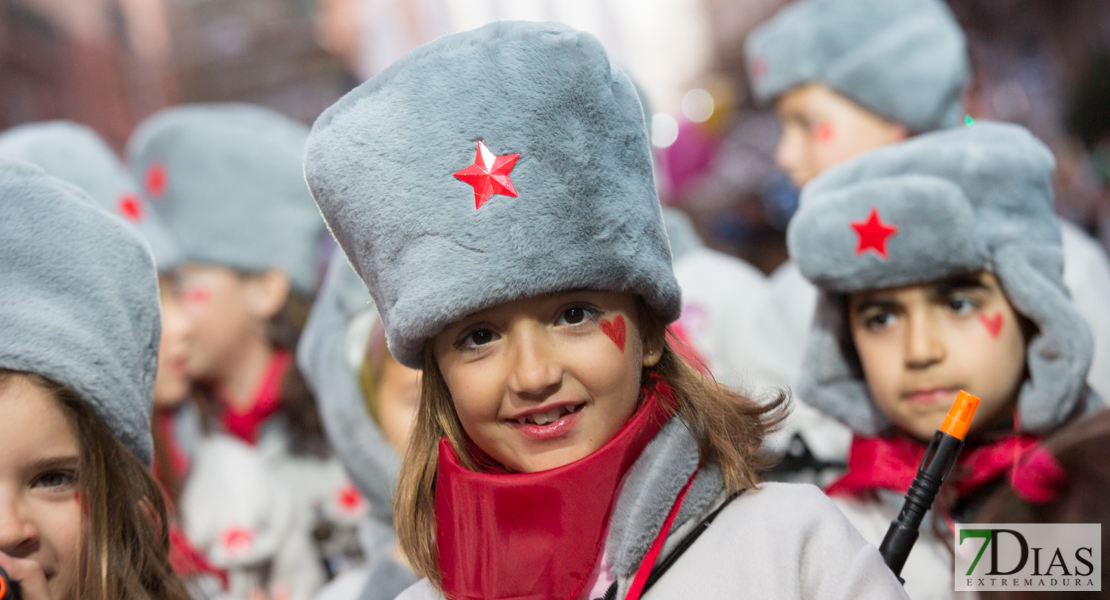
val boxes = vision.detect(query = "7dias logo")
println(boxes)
[955,524,1101,591]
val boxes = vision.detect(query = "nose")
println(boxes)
[506,325,563,400]
[904,311,945,370]
[0,492,37,557]
[775,129,809,188]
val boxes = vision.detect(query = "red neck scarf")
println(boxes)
[220,350,291,444]
[435,382,674,600]
[826,432,1041,499]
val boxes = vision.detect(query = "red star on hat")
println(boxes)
[336,483,364,514]
[146,163,167,198]
[454,141,520,209]
[221,527,253,556]
[117,194,144,222]
[850,207,898,259]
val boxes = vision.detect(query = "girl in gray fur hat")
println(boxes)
[0,159,192,600]
[305,20,909,600]
[787,122,1103,599]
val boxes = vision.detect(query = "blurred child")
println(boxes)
[304,21,910,600]
[742,0,1110,476]
[0,122,227,595]
[127,104,356,599]
[787,122,1103,599]
[298,254,422,600]
[0,159,192,600]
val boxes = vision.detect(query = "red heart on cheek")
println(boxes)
[980,313,1003,338]
[815,123,835,142]
[184,288,211,304]
[599,315,626,352]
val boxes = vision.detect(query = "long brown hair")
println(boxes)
[393,300,789,589]
[0,370,192,600]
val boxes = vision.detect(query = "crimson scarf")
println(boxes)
[435,381,674,600]
[826,432,1041,499]
[220,350,291,444]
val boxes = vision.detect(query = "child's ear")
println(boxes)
[244,269,291,320]
[641,330,663,368]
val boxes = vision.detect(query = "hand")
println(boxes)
[0,551,52,600]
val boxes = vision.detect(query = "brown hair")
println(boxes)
[0,370,192,600]
[393,300,789,589]
[358,321,391,425]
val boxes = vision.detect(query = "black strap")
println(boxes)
[639,489,745,595]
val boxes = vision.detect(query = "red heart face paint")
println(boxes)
[183,287,211,304]
[980,313,1003,338]
[815,123,835,143]
[599,314,627,352]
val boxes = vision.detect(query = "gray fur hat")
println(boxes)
[0,121,182,269]
[745,0,969,133]
[305,21,682,368]
[788,122,1098,436]
[0,159,160,464]
[127,103,326,294]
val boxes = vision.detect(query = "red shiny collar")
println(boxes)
[220,350,291,444]
[826,432,1041,499]
[435,382,674,600]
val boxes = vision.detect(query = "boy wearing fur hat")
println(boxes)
[787,122,1103,599]
[127,104,362,599]
[742,0,1110,478]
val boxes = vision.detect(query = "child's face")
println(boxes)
[153,275,194,408]
[433,291,660,473]
[176,264,289,382]
[376,350,421,456]
[774,82,909,187]
[848,272,1027,442]
[0,375,82,599]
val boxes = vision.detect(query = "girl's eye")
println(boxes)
[946,297,977,315]
[32,470,77,490]
[864,311,897,331]
[458,328,499,349]
[556,305,601,326]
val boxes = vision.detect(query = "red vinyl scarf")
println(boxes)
[435,382,673,600]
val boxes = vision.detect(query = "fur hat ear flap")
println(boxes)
[992,245,1098,433]
[795,291,893,437]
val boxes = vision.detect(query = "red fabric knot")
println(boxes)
[850,207,898,259]
[1010,446,1067,504]
[146,162,168,198]
[117,194,144,222]
[220,350,291,444]
[453,141,520,209]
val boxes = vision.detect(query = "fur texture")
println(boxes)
[304,21,681,368]
[0,159,160,464]
[745,0,968,132]
[127,103,326,293]
[787,122,1100,435]
[0,120,181,269]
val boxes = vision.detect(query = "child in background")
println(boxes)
[0,122,227,595]
[787,122,1103,599]
[127,104,356,599]
[298,254,422,600]
[742,0,1110,478]
[305,21,909,600]
[0,159,191,600]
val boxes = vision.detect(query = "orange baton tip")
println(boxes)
[940,390,980,441]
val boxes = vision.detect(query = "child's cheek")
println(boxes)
[814,123,835,143]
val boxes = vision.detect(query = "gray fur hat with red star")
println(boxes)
[0,121,182,270]
[745,0,969,133]
[128,103,326,294]
[304,21,681,368]
[788,122,1100,435]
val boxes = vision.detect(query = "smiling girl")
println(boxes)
[0,159,191,600]
[304,21,909,600]
[787,122,1103,599]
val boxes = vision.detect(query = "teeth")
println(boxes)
[517,404,585,426]
[518,417,528,425]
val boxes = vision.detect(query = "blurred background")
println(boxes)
[3,0,1109,274]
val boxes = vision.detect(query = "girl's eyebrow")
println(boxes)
[27,455,79,472]
[930,275,988,299]
[853,297,900,315]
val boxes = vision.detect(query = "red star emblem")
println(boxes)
[850,207,898,259]
[336,483,364,514]
[221,526,253,555]
[751,56,768,82]
[453,141,520,209]
[117,194,144,222]
[145,163,168,198]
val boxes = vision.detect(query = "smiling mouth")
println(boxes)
[511,402,585,426]
[903,388,959,405]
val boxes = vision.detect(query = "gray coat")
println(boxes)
[396,418,908,600]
